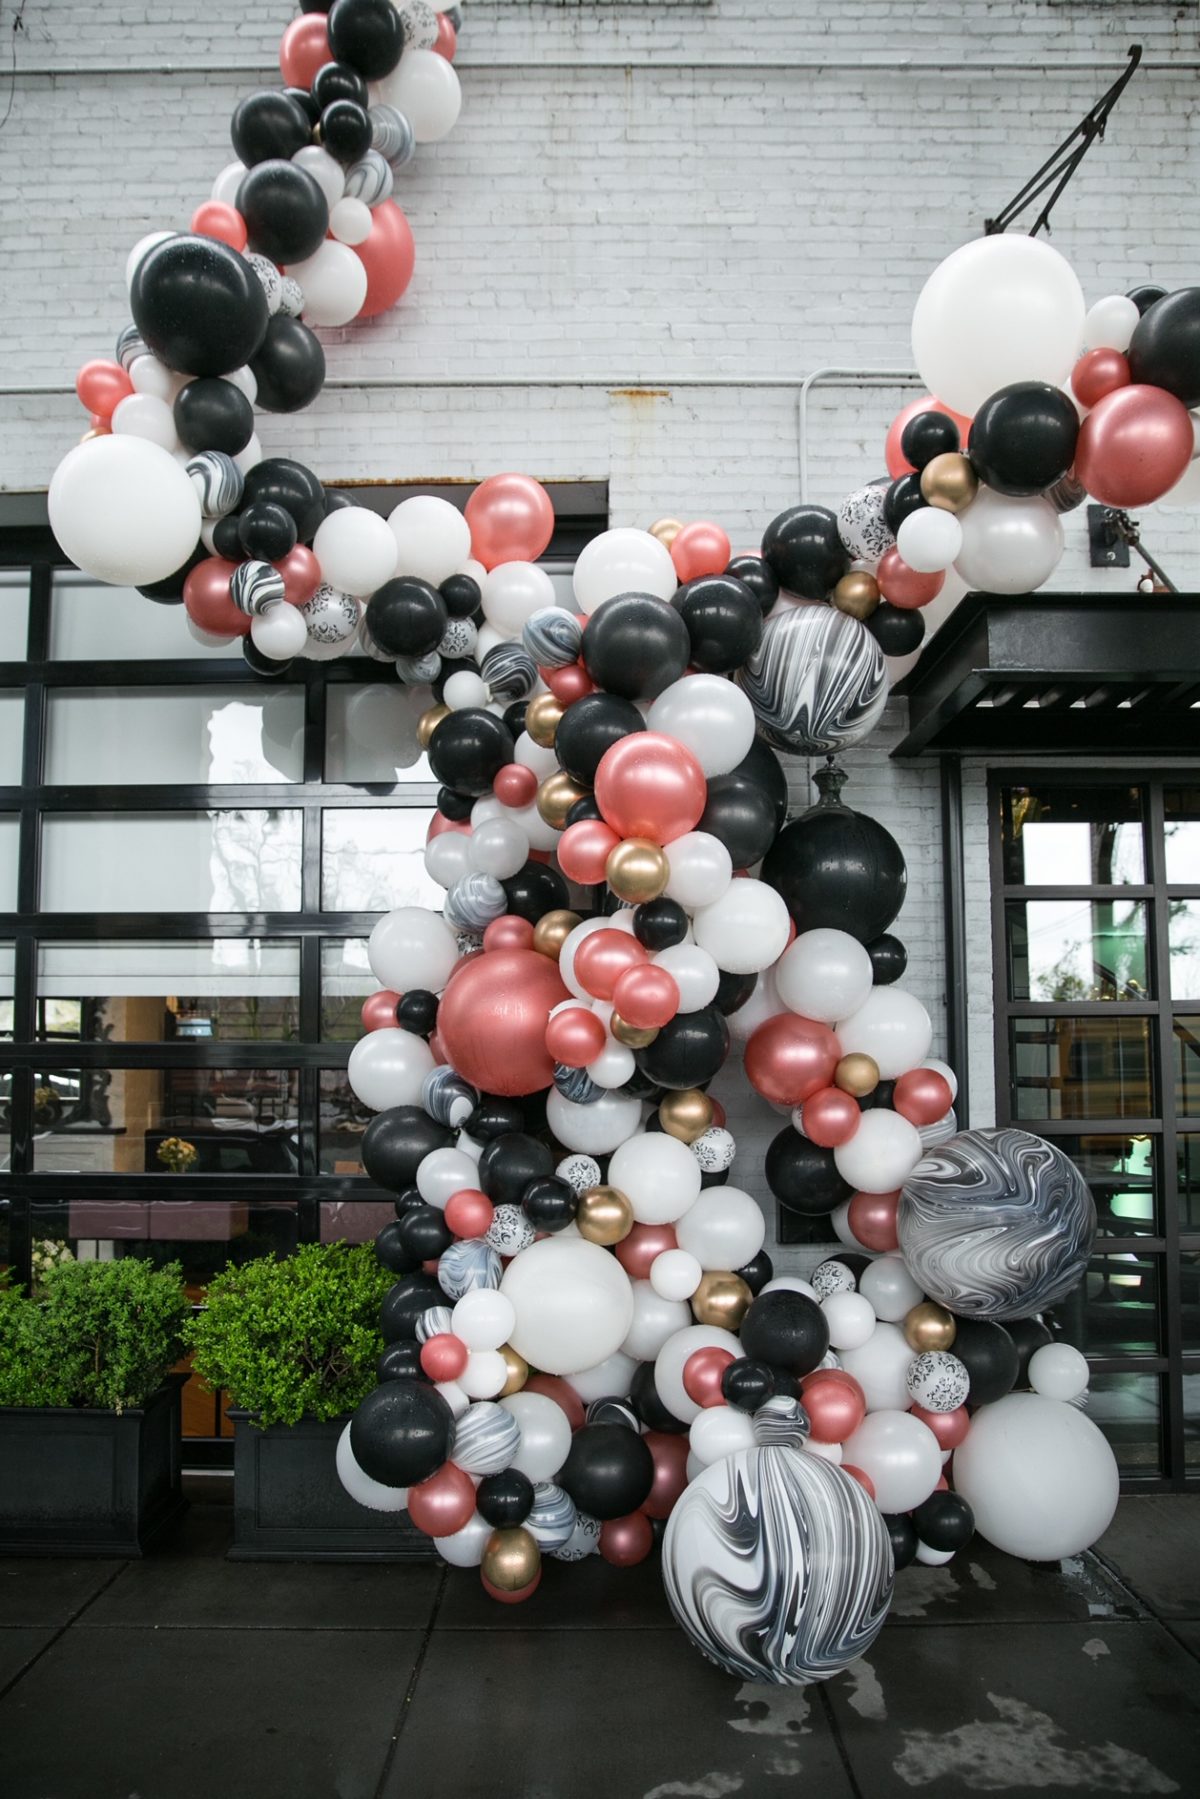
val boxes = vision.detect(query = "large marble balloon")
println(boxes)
[662,1445,893,1685]
[736,603,888,755]
[898,1126,1096,1321]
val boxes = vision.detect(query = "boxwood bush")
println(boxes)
[0,1257,188,1412]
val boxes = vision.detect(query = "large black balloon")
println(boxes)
[700,738,788,870]
[635,1005,729,1091]
[765,1125,854,1216]
[725,553,779,617]
[130,234,269,378]
[676,575,763,673]
[763,784,906,943]
[632,897,689,951]
[558,1424,655,1519]
[349,1380,453,1487]
[501,859,569,923]
[362,1106,453,1191]
[367,578,447,657]
[949,1317,1019,1407]
[739,1289,830,1376]
[968,383,1079,496]
[1128,287,1200,408]
[582,593,690,700]
[478,1132,554,1207]
[237,161,330,265]
[867,602,925,658]
[328,0,406,77]
[476,1470,535,1528]
[173,378,254,456]
[900,409,961,469]
[230,90,312,168]
[250,317,327,413]
[760,505,848,600]
[241,458,326,542]
[380,1271,445,1343]
[428,710,514,797]
[554,692,645,785]
[866,932,907,985]
[630,1360,687,1433]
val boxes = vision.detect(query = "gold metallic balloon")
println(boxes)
[532,909,581,959]
[658,1088,714,1144]
[498,1344,529,1396]
[832,571,881,621]
[691,1271,753,1330]
[835,1052,880,1098]
[611,1010,659,1049]
[525,692,564,747]
[79,428,105,444]
[903,1301,957,1353]
[482,1526,541,1591]
[605,837,668,904]
[649,517,684,549]
[921,452,978,513]
[537,771,590,829]
[417,704,450,749]
[576,1184,634,1246]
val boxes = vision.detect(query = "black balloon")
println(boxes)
[311,60,370,111]
[136,543,207,603]
[760,505,848,600]
[238,501,297,561]
[734,1248,774,1295]
[912,1490,975,1553]
[392,1189,424,1218]
[328,0,406,78]
[630,1359,687,1433]
[766,1125,854,1216]
[632,897,690,951]
[1128,287,1200,408]
[349,1379,453,1487]
[900,409,961,470]
[866,933,907,985]
[466,1096,526,1141]
[212,514,243,560]
[949,1317,1019,1407]
[676,575,763,673]
[867,602,926,657]
[396,989,438,1037]
[362,1106,453,1191]
[501,859,569,923]
[1005,1314,1054,1388]
[240,638,290,680]
[237,160,330,265]
[130,234,269,378]
[725,553,779,617]
[555,692,645,785]
[320,99,373,166]
[250,317,327,413]
[367,578,448,657]
[721,1357,776,1411]
[884,473,927,534]
[582,593,690,700]
[437,787,474,823]
[763,782,906,942]
[1126,283,1168,317]
[478,1132,554,1207]
[700,738,788,870]
[883,1512,919,1571]
[565,796,604,827]
[440,573,482,618]
[241,458,326,542]
[173,377,254,456]
[373,1217,420,1275]
[429,709,516,798]
[739,1289,830,1376]
[376,1339,425,1382]
[715,968,757,1016]
[230,90,312,168]
[394,1202,454,1264]
[558,1423,655,1520]
[284,85,322,128]
[476,1470,535,1528]
[635,1005,729,1091]
[968,382,1079,496]
[380,1272,445,1343]
[521,1175,578,1233]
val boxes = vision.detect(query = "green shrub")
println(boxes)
[186,1242,393,1428]
[0,1258,188,1413]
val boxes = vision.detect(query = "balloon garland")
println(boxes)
[46,0,1200,1683]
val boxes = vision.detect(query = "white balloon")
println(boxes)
[655,1323,742,1424]
[111,391,179,451]
[726,967,786,1043]
[651,944,719,1014]
[515,730,560,778]
[586,1039,636,1090]
[129,354,182,402]
[572,527,677,614]
[953,1392,1119,1561]
[500,1237,634,1375]
[211,161,248,207]
[416,1146,480,1210]
[435,1379,470,1419]
[833,1108,923,1193]
[459,1349,508,1399]
[451,1289,516,1352]
[425,829,473,889]
[1082,293,1140,353]
[689,1405,757,1467]
[388,496,471,585]
[224,366,257,405]
[760,1276,820,1302]
[803,1438,844,1465]
[289,241,368,328]
[775,929,873,1025]
[837,987,933,1079]
[234,432,263,475]
[1028,1342,1089,1402]
[444,670,490,710]
[896,506,963,574]
[564,1350,639,1404]
[125,230,174,290]
[495,1391,572,1483]
[663,832,733,911]
[292,144,346,210]
[621,1281,692,1361]
[48,437,201,587]
[379,47,462,143]
[692,879,791,975]
[251,603,309,661]
[674,1187,765,1271]
[954,488,1064,594]
[469,817,528,880]
[481,562,555,636]
[368,906,459,991]
[859,1256,925,1323]
[347,1026,434,1111]
[313,508,398,596]
[436,1511,493,1568]
[842,1409,942,1512]
[335,1422,409,1511]
[649,1248,703,1302]
[838,1321,915,1412]
[330,196,373,246]
[546,1086,642,1155]
[647,675,756,777]
[830,1199,858,1249]
[607,1132,701,1226]
[821,1290,877,1351]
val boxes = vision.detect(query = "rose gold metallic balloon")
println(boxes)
[1071,347,1131,409]
[445,1188,494,1239]
[523,1374,585,1431]
[670,520,732,584]
[832,571,881,620]
[642,1430,690,1519]
[465,473,555,569]
[605,837,670,904]
[615,1222,678,1279]
[649,517,684,548]
[417,703,451,749]
[682,1345,736,1408]
[920,451,978,513]
[524,692,564,747]
[690,1270,753,1330]
[183,557,248,637]
[910,1402,970,1450]
[847,1188,900,1253]
[799,1085,861,1149]
[594,733,707,845]
[1075,383,1194,507]
[545,662,595,705]
[498,1344,529,1397]
[894,1067,954,1127]
[577,1185,634,1246]
[903,1300,957,1353]
[483,915,536,954]
[406,1461,476,1536]
[545,1004,608,1068]
[801,1369,867,1443]
[573,928,647,1001]
[658,1088,714,1144]
[276,544,323,606]
[557,818,620,885]
[843,1464,876,1500]
[493,763,539,808]
[613,962,680,1031]
[610,1010,659,1049]
[436,947,569,1095]
[600,1511,654,1567]
[835,1053,880,1098]
[532,908,581,960]
[482,1525,541,1590]
[537,770,590,829]
[745,1013,840,1107]
[361,989,400,1031]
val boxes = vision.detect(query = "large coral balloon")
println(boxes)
[353,200,416,318]
[436,948,569,1095]
[594,732,707,844]
[465,473,555,569]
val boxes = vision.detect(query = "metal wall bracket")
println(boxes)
[1088,504,1131,568]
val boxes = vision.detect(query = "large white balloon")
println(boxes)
[663,832,733,911]
[621,1281,692,1361]
[335,1422,408,1511]
[347,1026,434,1110]
[837,987,933,1079]
[952,1393,1119,1560]
[289,241,369,328]
[607,1132,701,1226]
[727,967,786,1043]
[911,235,1086,415]
[674,1186,765,1271]
[368,906,459,992]
[837,1322,915,1412]
[388,496,472,585]
[313,508,398,596]
[954,489,1064,594]
[545,1086,642,1155]
[500,1390,574,1481]
[379,47,462,142]
[655,1323,743,1424]
[692,879,791,975]
[842,1410,942,1513]
[572,527,677,614]
[499,1237,634,1375]
[833,1108,923,1194]
[48,436,201,587]
[775,929,874,1025]
[647,675,756,777]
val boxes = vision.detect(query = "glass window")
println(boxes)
[40,810,303,912]
[324,686,433,784]
[0,940,12,1039]
[1000,782,1145,885]
[1164,786,1200,884]
[1176,1017,1200,1118]
[1009,1015,1154,1120]
[321,938,374,1040]
[1181,1253,1200,1356]
[1169,899,1200,1001]
[1180,1134,1200,1234]
[28,1067,301,1174]
[319,1067,372,1175]
[1184,1367,1200,1473]
[0,692,23,784]
[1005,898,1150,1001]
[0,814,17,910]
[1087,1371,1163,1477]
[44,687,304,785]
[0,571,29,659]
[37,940,300,1042]
[50,574,242,662]
[320,1198,392,1245]
[1050,1133,1158,1236]
[1052,1250,1163,1356]
[320,807,440,911]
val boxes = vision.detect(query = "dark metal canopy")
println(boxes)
[893,591,1200,756]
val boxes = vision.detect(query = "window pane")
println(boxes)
[319,1067,371,1174]
[40,811,303,911]
[1169,899,1200,1000]
[45,688,304,785]
[321,807,440,911]
[321,938,374,1040]
[0,814,17,910]
[1051,1133,1157,1236]
[1000,782,1145,885]
[1087,1371,1163,1477]
[325,686,433,783]
[320,1197,392,1245]
[1164,785,1200,884]
[1175,1015,1200,1117]
[0,692,23,783]
[1185,1367,1200,1474]
[0,571,29,659]
[29,1067,300,1174]
[37,940,300,1042]
[1180,1134,1200,1234]
[50,574,242,661]
[1005,898,1150,1001]
[1055,1250,1163,1356]
[1181,1252,1200,1355]
[1009,1015,1154,1120]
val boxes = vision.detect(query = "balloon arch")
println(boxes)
[47,0,1200,1683]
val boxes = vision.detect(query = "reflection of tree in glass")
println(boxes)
[208,811,302,912]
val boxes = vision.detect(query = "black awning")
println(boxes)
[892,592,1200,756]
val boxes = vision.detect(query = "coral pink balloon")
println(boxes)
[847,1189,901,1253]
[544,662,595,704]
[361,990,401,1031]
[436,948,568,1095]
[493,764,539,808]
[801,1085,861,1148]
[893,1067,953,1127]
[433,12,457,60]
[481,1568,541,1603]
[670,520,732,583]
[279,12,330,87]
[545,1004,608,1068]
[420,1332,469,1382]
[877,547,945,610]
[557,818,620,885]
[594,732,707,845]
[682,1346,736,1409]
[483,915,535,954]
[615,1222,678,1280]
[911,1403,971,1451]
[353,200,415,319]
[444,1188,494,1238]
[276,544,322,606]
[182,557,248,637]
[524,1374,585,1431]
[572,928,647,1001]
[75,360,133,417]
[801,1369,867,1443]
[1071,347,1131,409]
[465,474,555,570]
[612,963,680,1030]
[427,811,471,841]
[1074,384,1194,506]
[843,1464,876,1500]
[87,412,112,435]
[600,1510,655,1566]
[642,1430,690,1519]
[745,1014,840,1108]
[407,1461,476,1536]
[885,395,972,478]
[190,201,247,252]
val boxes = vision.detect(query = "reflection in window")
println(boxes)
[321,808,440,911]
[0,815,17,911]
[325,685,433,784]
[321,939,374,1041]
[1060,1252,1163,1356]
[50,575,242,663]
[0,571,30,660]
[1087,1372,1163,1476]
[1051,1134,1157,1236]
[1180,1136,1200,1234]
[1164,786,1200,884]
[26,1067,300,1175]
[1010,1015,1153,1120]
[1006,899,1149,1001]
[320,1199,393,1245]
[1001,783,1145,885]
[40,811,303,912]
[45,688,304,786]
[37,940,300,1042]
[1170,900,1200,1001]
[319,1067,372,1174]
[0,692,24,784]
[1176,1016,1200,1118]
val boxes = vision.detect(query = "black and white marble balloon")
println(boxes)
[116,324,149,370]
[481,642,538,704]
[752,1395,810,1449]
[370,104,415,168]
[230,558,285,616]
[898,1126,1096,1321]
[437,1237,502,1301]
[551,1511,602,1562]
[186,450,243,519]
[554,1064,601,1105]
[344,151,394,207]
[523,606,582,669]
[395,650,442,684]
[663,1446,893,1684]
[415,1304,455,1343]
[525,1482,578,1551]
[421,1064,478,1129]
[449,1400,521,1476]
[736,603,888,755]
[444,872,507,933]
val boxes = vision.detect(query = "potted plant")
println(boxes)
[187,1242,432,1561]
[0,1256,189,1556]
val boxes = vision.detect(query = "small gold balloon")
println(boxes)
[649,517,684,548]
[577,1185,634,1246]
[921,452,978,513]
[605,837,668,904]
[658,1088,714,1144]
[611,1010,659,1049]
[691,1270,753,1330]
[497,1344,529,1396]
[903,1301,957,1353]
[525,692,564,747]
[536,770,589,829]
[832,571,881,621]
[417,703,450,749]
[79,427,105,444]
[835,1052,880,1098]
[532,908,581,959]
[482,1526,541,1591]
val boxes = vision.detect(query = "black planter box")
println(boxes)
[0,1375,187,1557]
[227,1411,435,1562]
